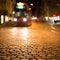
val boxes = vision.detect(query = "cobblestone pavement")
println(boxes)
[0,23,60,60]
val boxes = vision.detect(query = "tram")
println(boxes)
[13,2,32,26]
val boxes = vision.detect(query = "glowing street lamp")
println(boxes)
[30,3,33,6]
[12,11,15,14]
[29,8,31,10]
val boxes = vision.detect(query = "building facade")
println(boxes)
[0,0,16,24]
[43,0,60,17]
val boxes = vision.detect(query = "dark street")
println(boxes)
[0,22,60,60]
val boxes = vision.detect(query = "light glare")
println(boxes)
[23,18,27,22]
[5,16,9,22]
[14,18,17,21]
[17,2,24,6]
[1,15,4,24]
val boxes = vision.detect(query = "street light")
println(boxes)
[29,8,31,10]
[12,11,15,14]
[30,3,33,6]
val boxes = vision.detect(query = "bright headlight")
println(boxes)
[14,18,17,22]
[23,18,27,22]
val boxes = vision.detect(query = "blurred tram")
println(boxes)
[13,2,32,26]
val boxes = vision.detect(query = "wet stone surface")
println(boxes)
[0,42,60,60]
[0,24,60,60]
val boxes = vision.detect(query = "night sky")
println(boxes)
[16,0,42,7]
[16,0,41,3]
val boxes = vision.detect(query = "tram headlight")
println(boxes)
[14,18,17,22]
[23,18,27,22]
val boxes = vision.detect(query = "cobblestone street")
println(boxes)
[0,23,60,60]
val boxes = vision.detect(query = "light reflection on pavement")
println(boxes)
[0,23,60,60]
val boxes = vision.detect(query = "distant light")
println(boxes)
[29,8,31,10]
[1,15,4,24]
[52,14,56,17]
[14,18,17,21]
[5,16,8,22]
[30,3,33,6]
[31,16,37,20]
[57,3,59,6]
[12,11,15,14]
[45,17,48,21]
[17,2,24,6]
[23,18,27,22]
